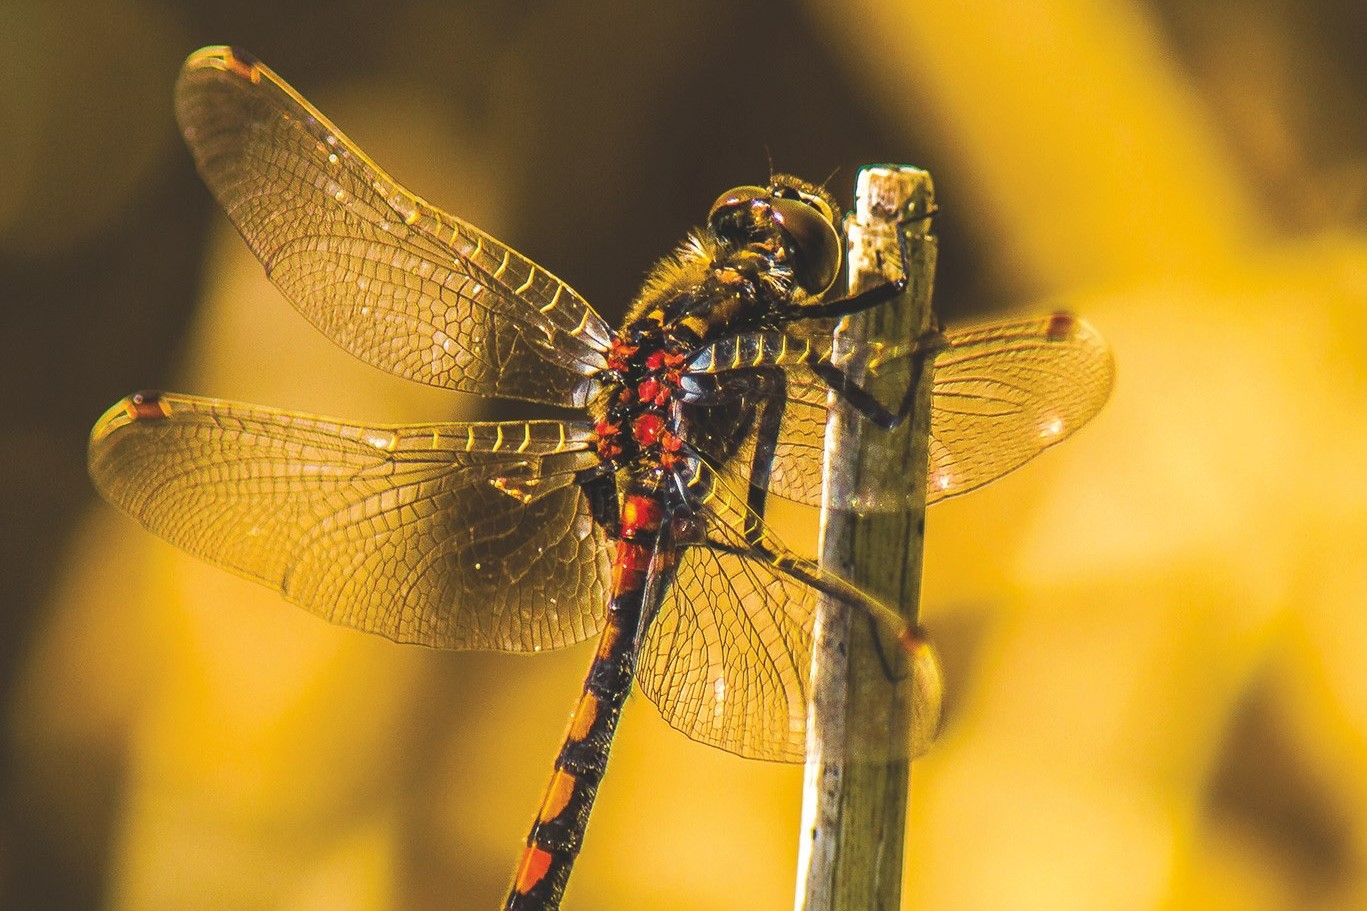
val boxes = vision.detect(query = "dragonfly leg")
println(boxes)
[679,367,789,547]
[777,270,905,320]
[576,467,621,539]
[703,533,922,682]
[803,328,947,430]
[740,368,787,547]
[772,209,933,322]
[776,215,947,429]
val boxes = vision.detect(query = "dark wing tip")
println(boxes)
[1045,311,1116,394]
[1045,311,1079,341]
[90,391,172,445]
[182,45,262,84]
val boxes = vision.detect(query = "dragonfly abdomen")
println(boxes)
[505,493,666,911]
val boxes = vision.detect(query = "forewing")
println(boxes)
[743,313,1112,508]
[89,392,611,650]
[926,312,1113,503]
[175,47,610,407]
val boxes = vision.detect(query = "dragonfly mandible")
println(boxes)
[88,46,1113,911]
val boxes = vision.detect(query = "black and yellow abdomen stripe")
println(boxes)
[504,492,668,911]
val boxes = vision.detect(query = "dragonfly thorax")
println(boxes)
[592,176,845,508]
[592,330,689,472]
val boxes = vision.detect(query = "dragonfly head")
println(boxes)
[707,175,842,296]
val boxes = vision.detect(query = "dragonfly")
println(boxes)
[89,46,1113,911]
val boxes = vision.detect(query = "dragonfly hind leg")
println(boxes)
[576,467,621,539]
[736,368,788,547]
[677,366,789,547]
[701,530,932,689]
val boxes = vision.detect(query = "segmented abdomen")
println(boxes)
[504,491,669,910]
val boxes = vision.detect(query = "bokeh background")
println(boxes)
[4,0,1366,908]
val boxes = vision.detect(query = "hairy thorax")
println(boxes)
[589,231,804,479]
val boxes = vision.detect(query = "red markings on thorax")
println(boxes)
[659,432,684,460]
[644,349,686,373]
[626,412,683,467]
[636,377,667,406]
[593,338,689,466]
[605,338,638,372]
[596,328,694,465]
[593,418,623,460]
[632,412,665,446]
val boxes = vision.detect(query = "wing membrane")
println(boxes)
[639,491,815,761]
[175,47,610,407]
[89,392,611,650]
[924,312,1113,502]
[734,361,830,507]
[710,313,1113,508]
[679,330,833,509]
[639,463,940,761]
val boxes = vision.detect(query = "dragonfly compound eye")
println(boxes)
[770,195,841,296]
[706,185,769,241]
[708,185,767,218]
[708,183,841,295]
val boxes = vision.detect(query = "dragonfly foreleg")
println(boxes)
[771,207,934,322]
[775,269,905,321]
[803,327,946,430]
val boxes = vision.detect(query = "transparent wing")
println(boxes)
[735,361,830,507]
[175,46,611,408]
[704,312,1113,508]
[924,312,1113,502]
[638,488,815,762]
[638,463,941,761]
[88,391,612,650]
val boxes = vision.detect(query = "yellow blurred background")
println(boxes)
[4,1,1365,909]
